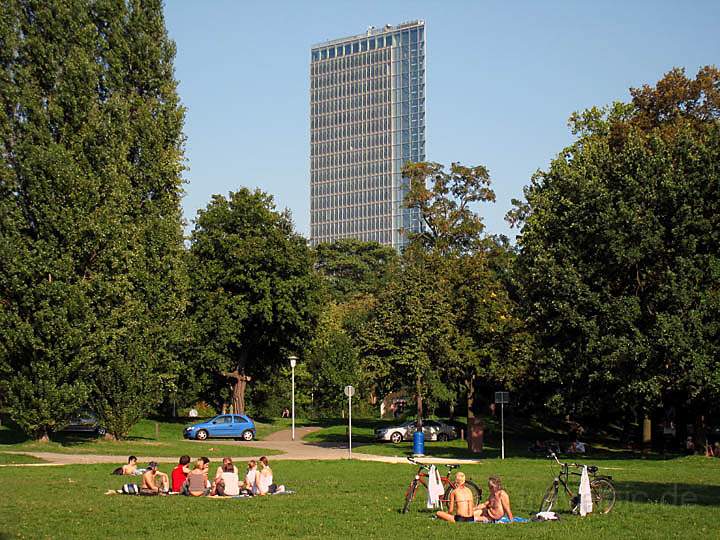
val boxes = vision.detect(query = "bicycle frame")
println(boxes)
[542,451,614,513]
[402,457,481,513]
[409,463,455,500]
[551,460,579,503]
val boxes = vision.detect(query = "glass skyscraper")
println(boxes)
[309,20,426,250]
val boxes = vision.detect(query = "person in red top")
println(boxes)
[171,455,191,493]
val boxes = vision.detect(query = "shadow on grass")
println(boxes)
[616,480,720,506]
[302,417,692,462]
[0,427,28,445]
[0,425,156,448]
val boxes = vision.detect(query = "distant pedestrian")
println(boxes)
[686,436,696,455]
[281,407,290,418]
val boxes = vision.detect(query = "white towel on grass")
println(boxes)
[579,465,593,516]
[426,465,444,509]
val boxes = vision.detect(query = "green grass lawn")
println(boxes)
[0,418,290,458]
[0,453,46,465]
[0,456,718,539]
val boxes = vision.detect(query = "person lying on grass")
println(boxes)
[473,476,513,522]
[122,456,138,475]
[436,472,475,523]
[140,462,169,495]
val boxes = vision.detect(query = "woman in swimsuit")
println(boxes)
[474,476,513,522]
[436,472,475,523]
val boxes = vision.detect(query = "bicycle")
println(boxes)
[402,457,482,514]
[539,451,616,514]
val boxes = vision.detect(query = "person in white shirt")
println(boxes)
[212,457,240,497]
[255,456,275,495]
[243,459,258,494]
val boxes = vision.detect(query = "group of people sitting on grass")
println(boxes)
[437,473,513,523]
[108,455,282,497]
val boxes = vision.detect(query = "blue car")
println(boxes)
[183,414,256,441]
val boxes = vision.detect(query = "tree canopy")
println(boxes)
[185,189,321,413]
[0,0,187,439]
[510,66,720,423]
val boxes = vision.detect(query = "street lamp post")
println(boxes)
[289,356,298,441]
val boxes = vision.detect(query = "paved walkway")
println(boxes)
[1,427,482,466]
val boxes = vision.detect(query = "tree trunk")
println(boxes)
[695,414,707,454]
[36,428,49,443]
[222,368,252,415]
[466,375,475,448]
[642,415,652,454]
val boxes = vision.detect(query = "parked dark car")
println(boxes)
[60,411,106,437]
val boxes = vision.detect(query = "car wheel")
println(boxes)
[96,427,107,437]
[437,433,449,442]
[241,430,254,441]
[196,429,208,441]
[390,431,403,444]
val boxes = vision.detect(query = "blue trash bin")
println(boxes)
[413,430,425,456]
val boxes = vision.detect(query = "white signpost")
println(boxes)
[495,391,510,459]
[344,385,355,458]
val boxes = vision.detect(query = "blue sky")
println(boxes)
[164,0,720,241]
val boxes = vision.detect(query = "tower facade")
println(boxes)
[309,21,426,250]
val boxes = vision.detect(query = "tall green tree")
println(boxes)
[361,255,459,426]
[185,189,321,414]
[308,239,399,413]
[402,161,529,440]
[314,239,398,303]
[0,0,187,439]
[402,161,495,255]
[510,67,720,428]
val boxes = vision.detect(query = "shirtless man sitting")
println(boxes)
[474,476,513,522]
[436,472,475,523]
[140,462,169,495]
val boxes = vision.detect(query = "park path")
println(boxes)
[1,427,482,467]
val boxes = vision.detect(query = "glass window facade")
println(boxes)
[309,21,426,250]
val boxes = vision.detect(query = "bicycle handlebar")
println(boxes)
[407,456,460,471]
[548,451,590,470]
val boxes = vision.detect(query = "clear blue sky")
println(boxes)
[164,0,720,241]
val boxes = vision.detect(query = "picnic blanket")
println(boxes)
[206,490,297,499]
[481,516,529,524]
[232,490,296,499]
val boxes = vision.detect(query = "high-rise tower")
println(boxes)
[309,21,426,250]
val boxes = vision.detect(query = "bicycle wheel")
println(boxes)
[402,480,419,514]
[539,483,558,513]
[590,478,616,514]
[441,480,482,511]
